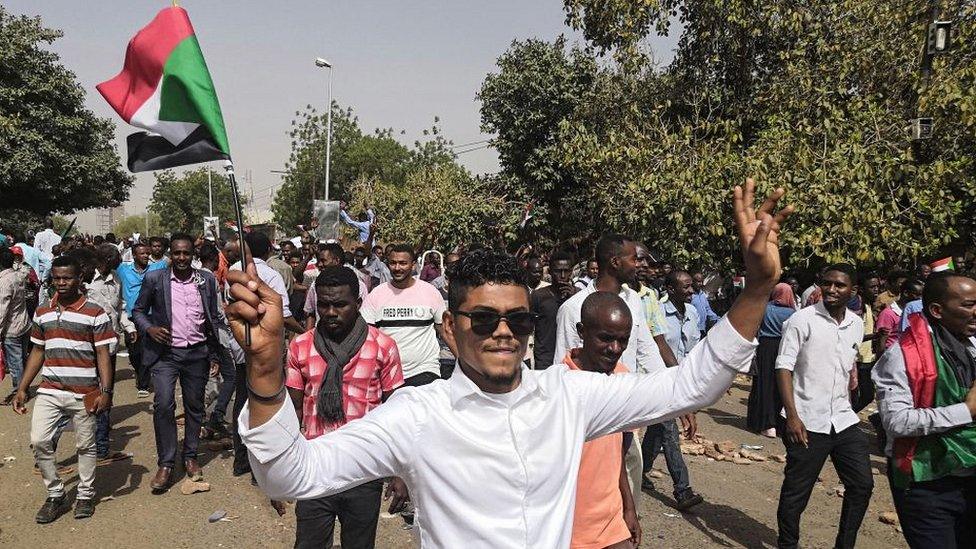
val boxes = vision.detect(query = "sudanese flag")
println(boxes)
[97,6,230,172]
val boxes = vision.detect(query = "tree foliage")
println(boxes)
[271,102,458,233]
[478,38,601,243]
[0,7,132,217]
[112,212,163,239]
[480,0,976,269]
[345,165,518,251]
[148,168,247,234]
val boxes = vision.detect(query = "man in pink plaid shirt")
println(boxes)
[284,266,405,549]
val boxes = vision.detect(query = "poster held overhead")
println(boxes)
[313,200,341,242]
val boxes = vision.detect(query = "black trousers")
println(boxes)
[776,424,874,549]
[889,468,976,548]
[151,344,209,467]
[294,479,384,549]
[127,332,150,391]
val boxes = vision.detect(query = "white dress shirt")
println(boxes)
[230,258,292,318]
[239,317,755,548]
[775,301,865,434]
[33,228,61,257]
[553,280,665,373]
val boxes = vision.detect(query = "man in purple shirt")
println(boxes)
[132,233,225,492]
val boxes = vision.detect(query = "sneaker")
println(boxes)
[641,475,655,492]
[74,498,95,519]
[675,489,704,511]
[35,495,68,524]
[137,390,150,399]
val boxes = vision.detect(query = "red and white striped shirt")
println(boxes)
[31,295,116,398]
[285,324,403,439]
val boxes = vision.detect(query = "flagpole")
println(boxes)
[225,161,251,346]
[208,169,213,217]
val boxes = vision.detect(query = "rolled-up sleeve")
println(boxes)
[775,317,801,371]
[577,316,756,439]
[238,390,418,501]
[872,345,972,440]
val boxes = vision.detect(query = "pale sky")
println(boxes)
[7,1,675,233]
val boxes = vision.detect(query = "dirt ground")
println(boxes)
[0,360,908,548]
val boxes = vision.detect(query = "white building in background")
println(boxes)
[95,206,125,235]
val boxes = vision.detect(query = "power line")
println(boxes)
[449,138,491,150]
[453,144,491,155]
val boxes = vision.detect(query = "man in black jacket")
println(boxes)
[132,233,225,492]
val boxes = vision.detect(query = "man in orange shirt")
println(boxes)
[565,291,641,548]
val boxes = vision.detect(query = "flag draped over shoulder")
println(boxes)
[97,7,230,172]
[892,313,976,487]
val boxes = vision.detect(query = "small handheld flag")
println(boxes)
[930,257,955,272]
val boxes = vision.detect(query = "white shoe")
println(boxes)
[761,428,777,438]
[137,390,150,399]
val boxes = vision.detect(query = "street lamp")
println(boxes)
[314,57,334,202]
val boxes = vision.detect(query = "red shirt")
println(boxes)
[285,324,404,439]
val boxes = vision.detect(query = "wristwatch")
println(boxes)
[100,386,114,395]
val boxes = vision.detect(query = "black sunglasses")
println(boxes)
[453,310,538,336]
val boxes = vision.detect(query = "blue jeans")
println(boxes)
[3,333,28,389]
[208,350,237,427]
[641,420,691,497]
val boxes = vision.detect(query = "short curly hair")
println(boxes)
[447,249,528,311]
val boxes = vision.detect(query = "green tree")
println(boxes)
[478,37,599,243]
[346,165,518,251]
[112,212,163,239]
[271,104,412,231]
[148,168,247,234]
[0,8,133,217]
[475,0,976,269]
[272,103,460,231]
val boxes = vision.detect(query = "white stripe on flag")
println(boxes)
[129,82,199,146]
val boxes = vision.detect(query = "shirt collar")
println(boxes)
[813,300,856,327]
[449,362,544,408]
[52,294,88,311]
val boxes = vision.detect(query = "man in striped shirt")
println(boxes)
[12,255,116,523]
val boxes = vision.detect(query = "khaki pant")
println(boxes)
[31,392,97,499]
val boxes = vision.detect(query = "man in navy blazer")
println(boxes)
[132,233,225,492]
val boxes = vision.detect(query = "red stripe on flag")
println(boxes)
[96,7,195,122]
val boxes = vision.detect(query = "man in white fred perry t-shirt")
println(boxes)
[361,244,446,387]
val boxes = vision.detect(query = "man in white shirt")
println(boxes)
[775,263,873,549]
[226,180,792,548]
[230,232,304,335]
[555,235,665,374]
[33,219,61,258]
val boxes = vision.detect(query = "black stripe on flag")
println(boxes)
[127,125,229,173]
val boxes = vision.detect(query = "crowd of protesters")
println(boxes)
[2,190,976,548]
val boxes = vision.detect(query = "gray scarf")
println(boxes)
[313,315,369,423]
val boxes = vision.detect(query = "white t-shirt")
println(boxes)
[361,279,445,380]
